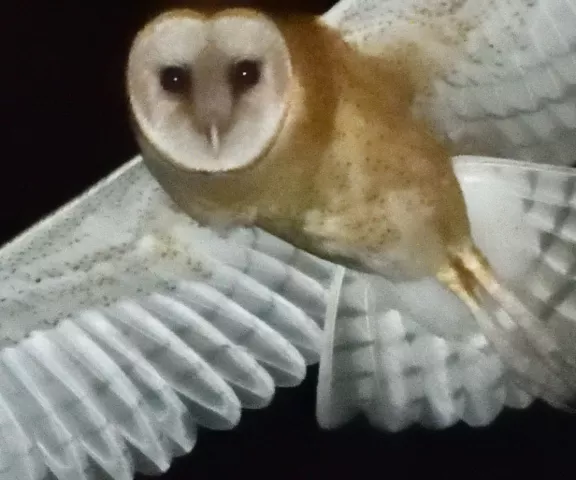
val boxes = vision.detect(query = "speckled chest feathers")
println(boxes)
[144,15,472,281]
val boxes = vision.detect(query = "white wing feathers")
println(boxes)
[317,155,576,430]
[0,156,332,480]
[322,0,576,166]
[5,5,576,473]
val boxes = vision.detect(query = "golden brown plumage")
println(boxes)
[140,10,471,280]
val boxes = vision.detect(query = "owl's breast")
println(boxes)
[299,183,453,279]
[287,79,472,279]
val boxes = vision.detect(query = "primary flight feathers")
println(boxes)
[0,157,331,480]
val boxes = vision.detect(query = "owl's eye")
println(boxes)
[229,59,262,95]
[159,66,192,95]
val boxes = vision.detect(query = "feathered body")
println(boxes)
[142,11,471,280]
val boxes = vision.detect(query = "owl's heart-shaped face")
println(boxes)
[127,9,293,173]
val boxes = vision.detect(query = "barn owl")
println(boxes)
[0,1,575,480]
[127,0,576,432]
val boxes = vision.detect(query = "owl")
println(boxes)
[127,0,576,429]
[0,1,575,479]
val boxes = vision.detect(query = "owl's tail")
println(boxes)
[316,266,535,431]
[316,156,576,429]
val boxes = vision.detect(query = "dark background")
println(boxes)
[2,1,575,479]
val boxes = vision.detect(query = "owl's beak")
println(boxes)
[208,124,220,156]
[193,84,232,158]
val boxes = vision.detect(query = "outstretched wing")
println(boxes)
[0,156,333,480]
[317,155,576,430]
[322,0,576,166]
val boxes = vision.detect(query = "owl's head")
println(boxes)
[127,9,293,173]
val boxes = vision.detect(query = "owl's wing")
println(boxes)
[322,0,576,166]
[317,155,576,430]
[0,156,333,480]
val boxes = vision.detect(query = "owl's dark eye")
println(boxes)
[159,65,192,95]
[228,59,262,95]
